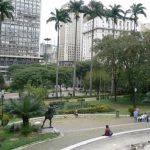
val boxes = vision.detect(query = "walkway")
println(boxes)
[15,115,150,150]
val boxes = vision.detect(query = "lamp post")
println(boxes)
[1,90,4,126]
[44,38,51,69]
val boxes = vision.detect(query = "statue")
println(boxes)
[41,105,56,128]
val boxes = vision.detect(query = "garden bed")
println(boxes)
[0,127,59,150]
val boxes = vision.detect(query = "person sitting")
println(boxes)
[74,109,78,117]
[141,113,147,122]
[147,114,150,122]
[102,125,113,136]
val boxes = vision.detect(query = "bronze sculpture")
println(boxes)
[41,105,56,128]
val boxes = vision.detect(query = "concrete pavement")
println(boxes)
[16,120,150,150]
[69,128,150,150]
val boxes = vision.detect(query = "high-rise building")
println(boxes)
[59,3,83,65]
[40,43,57,64]
[0,0,41,73]
[82,17,135,60]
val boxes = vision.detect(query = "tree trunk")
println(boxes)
[0,20,2,44]
[59,84,62,101]
[73,18,78,97]
[22,115,29,126]
[123,20,125,31]
[130,80,136,108]
[114,71,117,102]
[111,21,116,101]
[134,20,136,32]
[56,23,60,98]
[112,21,115,39]
[89,19,94,96]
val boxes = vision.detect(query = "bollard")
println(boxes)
[116,110,120,118]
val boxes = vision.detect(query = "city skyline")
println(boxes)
[40,0,150,44]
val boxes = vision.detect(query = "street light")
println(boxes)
[1,90,4,126]
[44,38,51,69]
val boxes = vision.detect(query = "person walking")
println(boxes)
[133,109,139,122]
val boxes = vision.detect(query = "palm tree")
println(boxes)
[47,9,71,98]
[83,0,104,96]
[0,0,14,43]
[68,0,84,97]
[122,9,130,30]
[129,3,146,32]
[106,4,123,38]
[7,94,43,126]
[105,4,123,101]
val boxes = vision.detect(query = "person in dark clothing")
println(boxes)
[102,125,113,136]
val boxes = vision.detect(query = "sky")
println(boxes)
[40,0,150,44]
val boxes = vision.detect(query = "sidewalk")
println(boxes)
[14,116,150,150]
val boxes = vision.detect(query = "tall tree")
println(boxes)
[94,36,121,101]
[105,4,123,101]
[129,3,146,32]
[83,0,104,96]
[0,74,4,89]
[106,4,123,38]
[47,9,71,98]
[0,0,14,43]
[122,9,130,30]
[117,33,148,107]
[68,0,84,97]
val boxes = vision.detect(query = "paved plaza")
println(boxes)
[14,115,150,150]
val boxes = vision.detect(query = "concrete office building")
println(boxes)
[82,17,135,60]
[59,3,83,65]
[40,43,57,64]
[0,0,41,73]
[140,23,150,32]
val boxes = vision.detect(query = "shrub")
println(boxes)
[142,99,150,103]
[49,101,65,109]
[146,92,150,98]
[128,107,134,117]
[21,124,32,135]
[77,98,85,102]
[60,105,114,114]
[96,97,99,100]
[2,114,10,126]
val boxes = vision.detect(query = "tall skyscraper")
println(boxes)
[59,3,83,65]
[0,0,41,73]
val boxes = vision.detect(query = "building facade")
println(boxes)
[40,43,57,64]
[59,4,83,65]
[82,17,135,60]
[140,23,150,32]
[0,0,41,73]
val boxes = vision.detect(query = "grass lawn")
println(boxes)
[44,94,150,115]
[87,100,150,115]
[0,127,59,150]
